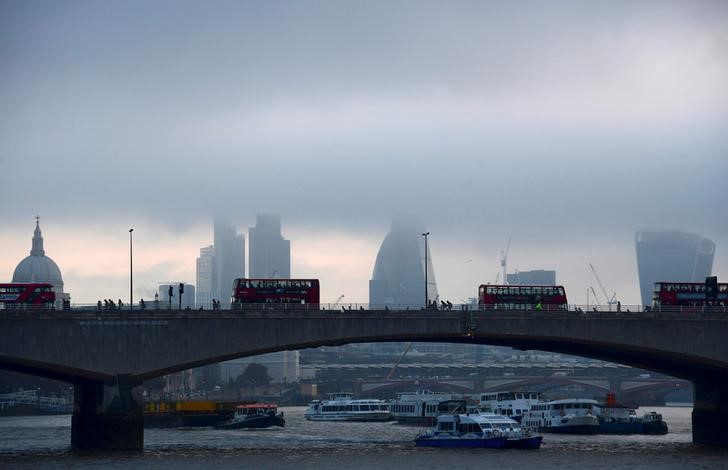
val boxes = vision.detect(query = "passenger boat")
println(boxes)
[389,390,468,426]
[474,391,543,423]
[521,398,599,434]
[215,403,285,429]
[304,393,391,422]
[414,408,542,449]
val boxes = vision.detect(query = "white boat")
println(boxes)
[414,408,542,449]
[304,393,391,422]
[521,398,599,434]
[473,391,543,422]
[389,390,468,426]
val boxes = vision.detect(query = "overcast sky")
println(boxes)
[1,0,726,305]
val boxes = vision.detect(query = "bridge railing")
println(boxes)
[2,302,727,316]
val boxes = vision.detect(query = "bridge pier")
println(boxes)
[692,377,728,447]
[71,374,143,451]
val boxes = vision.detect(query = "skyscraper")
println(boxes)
[195,245,215,307]
[213,219,245,308]
[246,214,297,383]
[635,229,715,306]
[249,214,290,278]
[369,219,438,308]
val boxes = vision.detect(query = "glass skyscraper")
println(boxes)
[369,219,438,308]
[249,214,290,278]
[635,229,715,307]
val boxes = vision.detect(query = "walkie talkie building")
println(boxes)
[635,230,715,307]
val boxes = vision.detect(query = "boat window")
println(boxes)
[360,405,370,411]
[438,422,454,431]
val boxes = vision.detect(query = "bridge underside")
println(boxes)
[3,310,728,449]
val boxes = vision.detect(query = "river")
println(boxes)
[1,406,727,469]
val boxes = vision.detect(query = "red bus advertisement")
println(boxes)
[478,284,568,310]
[653,281,728,307]
[231,279,320,308]
[0,283,56,309]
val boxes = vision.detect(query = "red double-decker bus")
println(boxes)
[478,284,568,310]
[653,280,728,307]
[231,279,320,309]
[0,283,56,309]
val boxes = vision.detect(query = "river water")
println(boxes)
[1,406,727,469]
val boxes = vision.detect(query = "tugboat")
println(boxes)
[215,403,285,429]
[414,406,542,449]
[641,411,669,435]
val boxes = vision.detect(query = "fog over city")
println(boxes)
[1,0,726,304]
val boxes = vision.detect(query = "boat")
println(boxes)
[215,403,285,429]
[592,394,669,435]
[521,398,599,434]
[414,408,541,449]
[144,400,236,428]
[641,411,669,435]
[390,390,469,426]
[304,393,391,421]
[473,391,543,423]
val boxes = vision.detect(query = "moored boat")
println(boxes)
[593,394,669,435]
[215,403,285,429]
[304,393,391,422]
[473,391,543,423]
[390,390,469,426]
[521,398,599,434]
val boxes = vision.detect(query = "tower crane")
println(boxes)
[386,342,413,380]
[587,286,601,308]
[500,234,512,286]
[589,263,617,305]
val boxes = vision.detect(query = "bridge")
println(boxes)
[1,308,728,450]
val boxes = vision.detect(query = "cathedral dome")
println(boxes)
[11,218,64,292]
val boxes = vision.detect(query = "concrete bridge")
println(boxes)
[1,308,728,450]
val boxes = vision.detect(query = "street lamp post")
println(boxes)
[129,229,134,311]
[422,232,430,308]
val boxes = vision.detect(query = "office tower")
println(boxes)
[213,219,245,307]
[507,270,557,285]
[196,245,215,307]
[369,219,438,308]
[635,230,715,306]
[246,214,296,383]
[249,214,291,278]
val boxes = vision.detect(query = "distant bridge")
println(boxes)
[357,375,692,401]
[1,309,727,449]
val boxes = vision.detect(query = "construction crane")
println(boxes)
[589,263,617,305]
[386,342,413,380]
[587,286,601,308]
[500,234,512,285]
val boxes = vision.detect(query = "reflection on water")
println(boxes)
[2,407,728,469]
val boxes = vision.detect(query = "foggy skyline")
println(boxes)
[1,0,726,304]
